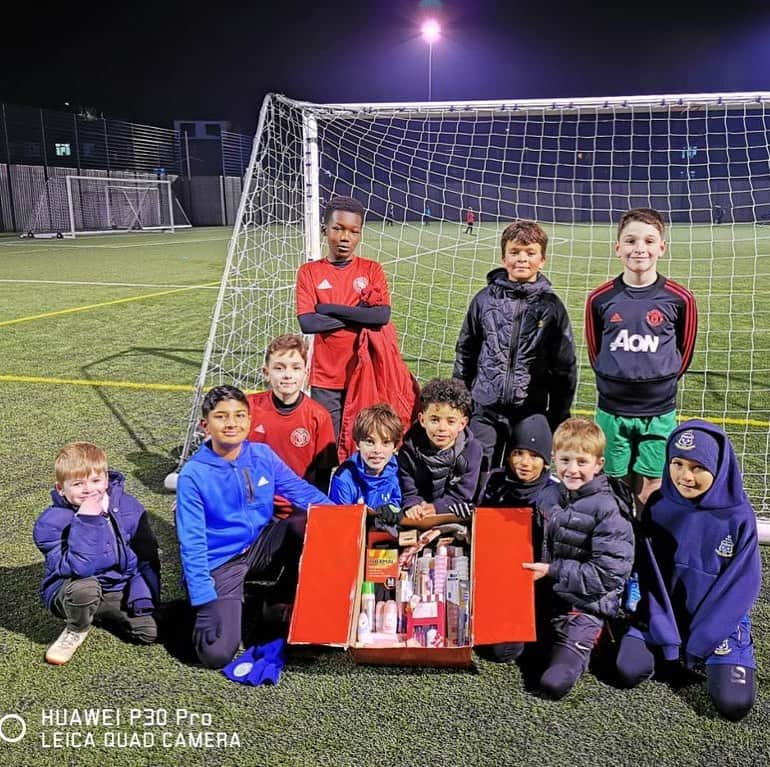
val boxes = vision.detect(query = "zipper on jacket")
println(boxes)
[242,468,255,503]
[503,297,525,403]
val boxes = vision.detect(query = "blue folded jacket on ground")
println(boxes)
[221,638,286,685]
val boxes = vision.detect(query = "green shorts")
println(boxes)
[594,408,677,479]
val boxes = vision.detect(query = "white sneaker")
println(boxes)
[45,627,91,665]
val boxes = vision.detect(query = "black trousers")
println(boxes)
[192,514,305,669]
[311,385,345,442]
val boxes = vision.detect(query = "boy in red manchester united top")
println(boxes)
[296,196,392,440]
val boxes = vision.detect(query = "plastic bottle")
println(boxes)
[433,545,449,598]
[625,572,641,613]
[359,581,376,641]
[382,600,398,634]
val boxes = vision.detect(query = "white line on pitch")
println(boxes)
[0,279,219,289]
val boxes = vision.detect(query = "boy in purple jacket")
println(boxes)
[616,419,761,721]
[33,442,160,665]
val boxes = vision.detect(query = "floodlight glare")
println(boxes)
[421,19,440,44]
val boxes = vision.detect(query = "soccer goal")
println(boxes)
[174,91,770,533]
[25,175,191,237]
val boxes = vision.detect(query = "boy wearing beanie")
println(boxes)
[615,419,761,721]
[479,413,562,663]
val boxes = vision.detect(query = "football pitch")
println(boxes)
[0,224,768,767]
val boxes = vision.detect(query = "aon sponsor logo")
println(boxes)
[609,329,660,352]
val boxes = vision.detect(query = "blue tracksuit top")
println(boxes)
[638,419,761,662]
[328,451,401,508]
[176,440,331,606]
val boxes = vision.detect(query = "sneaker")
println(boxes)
[45,627,91,665]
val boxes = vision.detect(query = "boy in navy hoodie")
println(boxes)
[615,419,761,721]
[176,385,332,669]
[33,442,160,665]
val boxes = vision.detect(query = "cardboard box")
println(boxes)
[288,505,535,668]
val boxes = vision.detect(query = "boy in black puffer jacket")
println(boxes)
[453,219,576,471]
[522,417,634,699]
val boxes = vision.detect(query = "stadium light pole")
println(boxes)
[421,19,440,101]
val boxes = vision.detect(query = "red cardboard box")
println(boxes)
[288,505,535,668]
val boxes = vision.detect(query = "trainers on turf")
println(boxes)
[45,627,91,665]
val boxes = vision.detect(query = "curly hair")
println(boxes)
[419,378,472,417]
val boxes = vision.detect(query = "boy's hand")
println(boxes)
[77,495,106,516]
[404,504,426,520]
[404,502,435,520]
[522,562,549,581]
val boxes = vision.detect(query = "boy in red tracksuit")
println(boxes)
[296,196,391,441]
[248,333,337,512]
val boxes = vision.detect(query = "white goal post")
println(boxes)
[174,91,770,537]
[25,174,191,237]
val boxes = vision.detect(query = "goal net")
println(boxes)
[177,92,770,523]
[25,175,191,237]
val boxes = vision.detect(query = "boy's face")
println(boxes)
[669,456,714,499]
[263,349,306,403]
[552,449,604,491]
[502,240,545,283]
[615,220,666,281]
[324,210,362,262]
[358,432,397,475]
[508,448,546,483]
[57,470,109,507]
[418,403,468,450]
[201,398,250,456]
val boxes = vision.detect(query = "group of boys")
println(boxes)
[33,197,759,721]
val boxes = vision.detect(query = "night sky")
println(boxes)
[2,1,769,134]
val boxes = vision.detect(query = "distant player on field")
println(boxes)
[464,207,475,235]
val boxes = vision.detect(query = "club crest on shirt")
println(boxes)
[673,430,696,451]
[291,428,311,448]
[352,276,369,294]
[715,534,734,558]
[646,308,665,327]
[713,639,732,656]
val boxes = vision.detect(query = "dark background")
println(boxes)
[2,1,768,133]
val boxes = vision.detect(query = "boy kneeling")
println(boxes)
[33,442,160,665]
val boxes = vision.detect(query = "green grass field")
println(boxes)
[0,224,768,767]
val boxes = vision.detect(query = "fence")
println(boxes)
[0,103,252,231]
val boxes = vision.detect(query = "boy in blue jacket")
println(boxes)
[176,385,332,669]
[33,442,160,665]
[615,419,761,721]
[329,402,403,526]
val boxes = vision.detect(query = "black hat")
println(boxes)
[510,414,552,464]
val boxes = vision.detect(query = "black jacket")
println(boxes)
[397,424,482,513]
[545,474,634,618]
[453,270,576,430]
